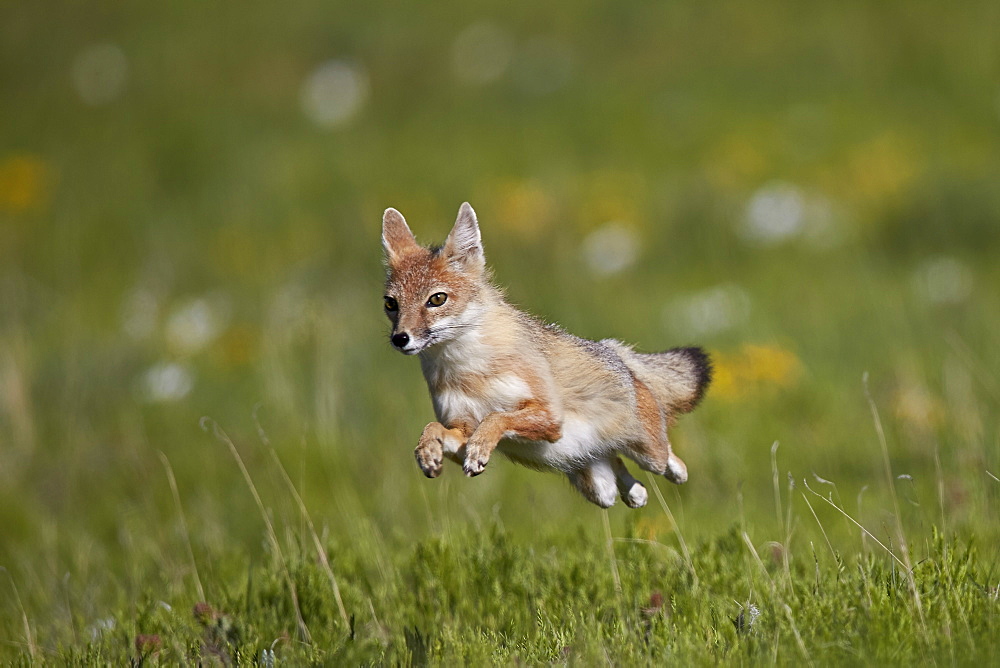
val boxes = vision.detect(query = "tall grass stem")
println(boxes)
[647,473,699,588]
[601,510,621,596]
[202,417,312,643]
[863,373,925,625]
[158,451,206,602]
[270,449,350,629]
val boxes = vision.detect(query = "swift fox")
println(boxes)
[381,202,711,508]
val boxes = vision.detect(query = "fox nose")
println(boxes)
[391,332,410,349]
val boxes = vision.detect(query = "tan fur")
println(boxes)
[621,378,671,474]
[383,203,711,508]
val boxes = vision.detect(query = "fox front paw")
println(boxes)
[414,442,444,478]
[462,441,491,477]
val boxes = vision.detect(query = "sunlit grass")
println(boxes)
[2,0,1000,663]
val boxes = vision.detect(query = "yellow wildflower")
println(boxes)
[0,154,51,213]
[704,133,769,191]
[845,133,922,209]
[490,180,554,240]
[892,383,945,432]
[634,515,675,542]
[711,344,803,400]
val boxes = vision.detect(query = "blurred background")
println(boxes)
[2,0,999,645]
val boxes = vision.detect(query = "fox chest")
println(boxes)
[430,374,532,426]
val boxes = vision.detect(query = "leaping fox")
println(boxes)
[381,202,711,508]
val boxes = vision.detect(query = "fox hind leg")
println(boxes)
[624,434,689,485]
[568,459,619,508]
[663,450,688,484]
[610,456,648,508]
[625,379,689,484]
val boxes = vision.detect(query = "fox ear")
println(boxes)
[382,208,419,262]
[443,202,485,270]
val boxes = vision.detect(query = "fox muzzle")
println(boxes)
[391,332,410,349]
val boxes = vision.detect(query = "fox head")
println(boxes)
[381,202,488,355]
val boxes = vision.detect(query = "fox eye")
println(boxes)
[426,292,447,307]
[384,296,398,311]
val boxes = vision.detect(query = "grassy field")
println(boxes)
[2,1,1000,664]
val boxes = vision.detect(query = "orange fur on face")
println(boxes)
[384,248,485,345]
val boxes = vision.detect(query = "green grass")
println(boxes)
[39,526,1000,665]
[2,0,1000,664]
[5,411,999,664]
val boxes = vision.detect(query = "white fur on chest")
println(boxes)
[420,320,490,384]
[422,324,534,425]
[432,374,532,425]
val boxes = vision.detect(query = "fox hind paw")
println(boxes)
[663,453,688,484]
[622,482,648,508]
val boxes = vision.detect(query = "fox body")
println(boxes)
[382,202,711,508]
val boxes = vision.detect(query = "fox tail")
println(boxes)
[607,343,713,415]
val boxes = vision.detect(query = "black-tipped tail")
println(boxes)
[628,345,713,414]
[670,347,712,409]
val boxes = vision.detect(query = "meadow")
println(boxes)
[2,1,999,664]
